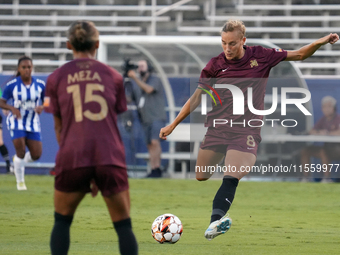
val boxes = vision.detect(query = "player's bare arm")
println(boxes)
[53,115,62,145]
[127,70,154,94]
[0,98,21,118]
[286,33,339,61]
[34,105,44,114]
[159,88,204,140]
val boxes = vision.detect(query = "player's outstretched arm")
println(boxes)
[159,88,204,140]
[286,33,339,61]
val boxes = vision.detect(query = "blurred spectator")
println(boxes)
[127,60,166,178]
[300,96,340,182]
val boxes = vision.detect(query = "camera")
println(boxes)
[121,58,138,77]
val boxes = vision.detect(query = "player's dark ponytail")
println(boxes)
[16,56,32,77]
[68,21,99,52]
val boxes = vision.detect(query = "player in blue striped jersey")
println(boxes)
[0,56,45,190]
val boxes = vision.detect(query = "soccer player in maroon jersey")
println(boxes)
[159,19,339,240]
[45,21,138,255]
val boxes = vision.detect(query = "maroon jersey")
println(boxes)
[45,58,127,169]
[199,45,287,135]
[314,114,340,132]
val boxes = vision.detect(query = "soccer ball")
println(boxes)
[151,213,183,244]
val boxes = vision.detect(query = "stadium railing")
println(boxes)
[206,15,340,23]
[294,62,340,76]
[0,4,200,12]
[0,59,67,73]
[135,123,205,179]
[178,26,340,34]
[3,36,335,45]
[235,4,340,13]
[0,14,171,22]
[0,59,66,65]
[0,48,69,54]
[134,123,286,178]
[0,25,142,33]
[0,58,201,73]
[0,162,54,175]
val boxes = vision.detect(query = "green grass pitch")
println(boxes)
[0,174,339,254]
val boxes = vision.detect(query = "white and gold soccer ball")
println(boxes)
[151,213,183,244]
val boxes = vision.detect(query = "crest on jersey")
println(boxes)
[250,59,258,68]
[76,61,94,69]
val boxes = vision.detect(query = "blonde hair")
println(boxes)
[68,20,99,52]
[220,19,246,38]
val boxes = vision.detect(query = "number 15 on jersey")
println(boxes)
[67,83,108,122]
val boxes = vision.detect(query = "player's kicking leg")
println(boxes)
[195,148,224,181]
[194,148,232,239]
[204,149,256,240]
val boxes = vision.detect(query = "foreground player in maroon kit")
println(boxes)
[45,21,138,254]
[160,19,339,240]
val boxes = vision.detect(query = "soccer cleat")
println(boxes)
[17,182,27,191]
[204,214,232,240]
[146,168,162,178]
[6,163,14,174]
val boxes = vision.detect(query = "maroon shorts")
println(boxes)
[54,165,129,197]
[200,128,261,156]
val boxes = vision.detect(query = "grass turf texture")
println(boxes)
[0,175,339,255]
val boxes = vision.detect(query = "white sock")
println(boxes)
[14,155,25,183]
[24,151,33,163]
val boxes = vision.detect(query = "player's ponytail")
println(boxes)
[68,21,99,52]
[16,55,32,77]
